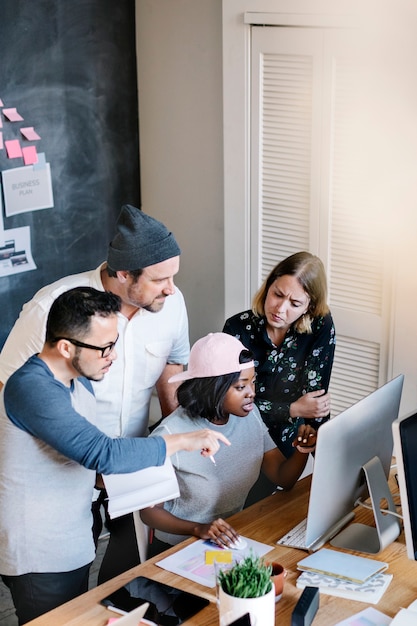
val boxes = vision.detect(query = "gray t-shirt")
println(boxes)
[150,405,275,545]
[0,355,166,576]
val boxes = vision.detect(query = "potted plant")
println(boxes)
[217,553,275,626]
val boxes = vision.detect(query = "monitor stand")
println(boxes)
[330,455,401,554]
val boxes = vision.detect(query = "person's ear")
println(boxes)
[55,338,72,360]
[116,270,129,283]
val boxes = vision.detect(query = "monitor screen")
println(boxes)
[304,374,404,552]
[392,411,417,560]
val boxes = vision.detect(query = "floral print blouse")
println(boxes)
[223,310,336,456]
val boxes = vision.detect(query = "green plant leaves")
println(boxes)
[218,553,273,598]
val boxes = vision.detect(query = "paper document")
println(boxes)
[157,537,274,588]
[334,607,391,625]
[390,599,417,625]
[103,457,180,519]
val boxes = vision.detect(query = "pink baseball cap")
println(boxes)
[168,332,254,383]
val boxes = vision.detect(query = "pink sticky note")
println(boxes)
[20,126,41,141]
[0,116,2,128]
[0,132,3,149]
[22,145,38,165]
[5,139,22,158]
[0,98,3,106]
[3,107,24,122]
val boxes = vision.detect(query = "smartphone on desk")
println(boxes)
[101,575,210,625]
[225,614,252,626]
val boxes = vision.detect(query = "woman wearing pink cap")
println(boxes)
[140,332,316,555]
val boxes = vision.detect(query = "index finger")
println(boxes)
[212,431,231,446]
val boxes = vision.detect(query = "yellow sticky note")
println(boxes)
[205,550,233,565]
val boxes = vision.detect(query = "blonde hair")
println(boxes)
[252,251,329,334]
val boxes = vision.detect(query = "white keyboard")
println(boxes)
[277,518,308,550]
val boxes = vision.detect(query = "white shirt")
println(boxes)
[0,263,189,437]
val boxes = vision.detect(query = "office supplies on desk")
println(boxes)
[296,571,392,604]
[19,466,417,626]
[101,576,209,625]
[296,548,388,584]
[390,599,417,625]
[334,607,391,625]
[205,549,233,564]
[156,536,273,587]
[226,615,252,626]
[277,517,311,550]
[220,614,252,626]
[104,602,151,624]
[291,586,319,626]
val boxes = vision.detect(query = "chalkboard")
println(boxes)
[0,0,140,341]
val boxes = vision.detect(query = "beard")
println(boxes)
[142,297,166,313]
[72,354,105,381]
[125,281,168,313]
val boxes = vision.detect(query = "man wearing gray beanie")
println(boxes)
[107,204,181,276]
[0,205,189,582]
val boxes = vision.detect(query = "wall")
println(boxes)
[136,0,417,414]
[221,0,417,415]
[135,0,225,345]
[0,0,140,340]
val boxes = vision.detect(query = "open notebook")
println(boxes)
[102,457,179,519]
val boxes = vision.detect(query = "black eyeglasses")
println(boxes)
[52,334,119,358]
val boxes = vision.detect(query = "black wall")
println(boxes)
[0,0,140,340]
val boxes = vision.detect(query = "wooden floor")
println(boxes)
[0,535,109,625]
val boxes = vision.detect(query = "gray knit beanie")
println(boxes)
[107,205,181,271]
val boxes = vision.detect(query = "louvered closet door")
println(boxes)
[251,26,391,415]
[250,27,323,280]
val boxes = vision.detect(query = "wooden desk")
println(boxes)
[27,475,417,626]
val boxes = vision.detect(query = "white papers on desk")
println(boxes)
[157,537,274,588]
[102,457,180,519]
[390,599,417,625]
[334,607,391,625]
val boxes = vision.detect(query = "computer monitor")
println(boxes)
[302,374,404,553]
[392,411,417,560]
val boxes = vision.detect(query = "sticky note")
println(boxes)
[22,146,38,165]
[205,550,233,565]
[20,127,41,141]
[3,108,24,122]
[5,139,22,158]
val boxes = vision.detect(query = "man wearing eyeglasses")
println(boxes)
[0,287,227,625]
[0,206,188,434]
[0,205,189,581]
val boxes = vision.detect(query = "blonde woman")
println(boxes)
[223,251,335,459]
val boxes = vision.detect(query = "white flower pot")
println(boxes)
[218,585,275,626]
